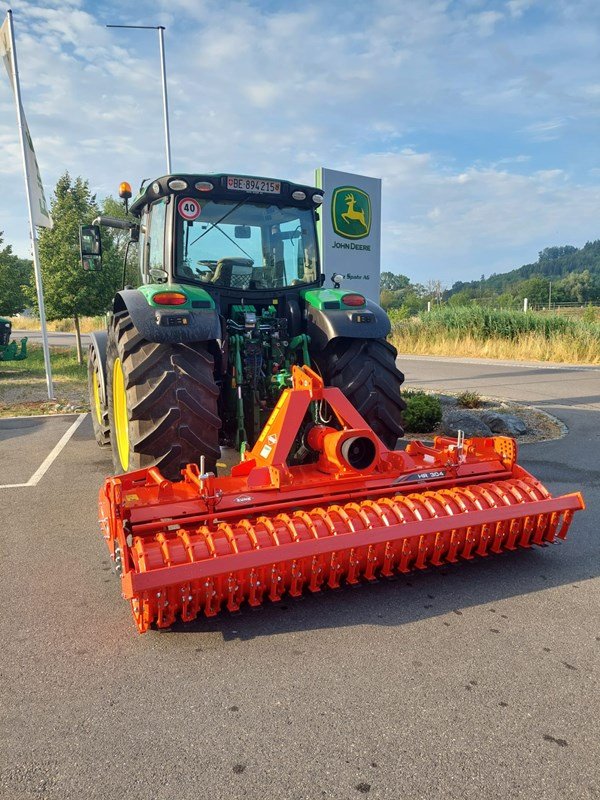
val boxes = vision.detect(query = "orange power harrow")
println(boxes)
[99,366,585,632]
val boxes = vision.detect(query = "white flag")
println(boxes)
[0,15,53,229]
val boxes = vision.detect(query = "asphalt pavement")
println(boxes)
[12,329,90,348]
[0,356,598,800]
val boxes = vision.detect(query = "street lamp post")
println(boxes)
[106,24,172,173]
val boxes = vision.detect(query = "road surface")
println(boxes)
[13,329,91,347]
[0,356,598,800]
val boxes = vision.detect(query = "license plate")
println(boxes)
[226,176,281,194]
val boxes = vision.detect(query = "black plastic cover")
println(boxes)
[305,298,391,350]
[114,290,221,344]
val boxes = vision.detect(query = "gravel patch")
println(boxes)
[402,387,566,443]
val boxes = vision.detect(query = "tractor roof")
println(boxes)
[129,173,323,217]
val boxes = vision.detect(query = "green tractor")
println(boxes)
[81,173,405,480]
[0,318,27,362]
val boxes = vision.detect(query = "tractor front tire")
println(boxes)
[106,312,221,481]
[314,338,406,448]
[88,344,110,447]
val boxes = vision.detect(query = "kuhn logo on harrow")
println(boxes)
[99,366,585,633]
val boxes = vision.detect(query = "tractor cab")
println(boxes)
[130,174,324,303]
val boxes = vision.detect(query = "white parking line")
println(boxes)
[0,413,88,489]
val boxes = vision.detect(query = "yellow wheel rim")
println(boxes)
[92,367,103,427]
[113,357,129,471]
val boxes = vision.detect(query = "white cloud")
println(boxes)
[523,119,568,141]
[506,0,536,19]
[347,149,600,281]
[1,0,600,283]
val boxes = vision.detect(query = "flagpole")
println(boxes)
[6,9,54,399]
[157,26,172,174]
[106,23,172,174]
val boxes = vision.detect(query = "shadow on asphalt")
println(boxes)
[532,395,600,408]
[0,416,54,442]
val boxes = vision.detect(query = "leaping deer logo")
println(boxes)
[341,193,368,231]
[332,186,371,239]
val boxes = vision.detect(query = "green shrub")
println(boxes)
[403,392,442,433]
[456,390,482,408]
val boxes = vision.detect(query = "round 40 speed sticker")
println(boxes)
[178,197,201,221]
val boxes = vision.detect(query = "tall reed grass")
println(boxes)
[390,307,600,364]
[9,316,106,333]
[12,308,600,364]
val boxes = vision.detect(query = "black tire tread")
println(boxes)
[106,312,221,480]
[314,338,406,448]
[87,343,110,447]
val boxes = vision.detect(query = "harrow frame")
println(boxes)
[99,366,585,632]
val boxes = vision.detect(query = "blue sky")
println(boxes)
[1,0,600,285]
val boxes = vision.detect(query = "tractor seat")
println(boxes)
[211,257,254,287]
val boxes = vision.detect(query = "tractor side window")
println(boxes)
[147,200,167,282]
[277,218,316,284]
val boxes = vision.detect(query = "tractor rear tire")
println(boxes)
[314,338,406,448]
[88,344,110,447]
[106,311,221,481]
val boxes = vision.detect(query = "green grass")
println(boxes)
[0,344,88,416]
[16,344,85,378]
[390,306,600,364]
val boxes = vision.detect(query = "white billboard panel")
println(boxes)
[315,167,381,302]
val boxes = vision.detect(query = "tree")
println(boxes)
[558,269,595,303]
[425,278,445,305]
[539,245,577,262]
[448,289,474,307]
[100,195,139,287]
[380,289,403,310]
[31,173,122,363]
[400,290,427,316]
[513,275,550,305]
[0,232,32,316]
[380,271,410,292]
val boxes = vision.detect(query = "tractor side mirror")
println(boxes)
[234,225,252,239]
[80,224,102,272]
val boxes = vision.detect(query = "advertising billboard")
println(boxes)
[315,167,381,302]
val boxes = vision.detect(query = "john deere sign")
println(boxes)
[316,168,382,302]
[331,186,372,239]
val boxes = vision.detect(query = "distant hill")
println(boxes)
[449,241,600,303]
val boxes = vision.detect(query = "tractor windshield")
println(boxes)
[175,199,319,290]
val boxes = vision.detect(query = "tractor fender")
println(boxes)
[89,330,108,406]
[305,299,391,350]
[113,289,221,344]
